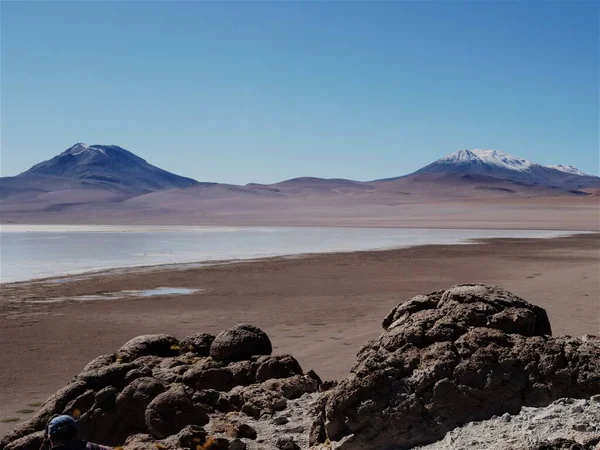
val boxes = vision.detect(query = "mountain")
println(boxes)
[379,149,600,192]
[18,143,198,192]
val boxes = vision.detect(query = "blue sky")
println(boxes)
[2,1,598,182]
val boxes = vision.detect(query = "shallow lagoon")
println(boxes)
[0,224,580,283]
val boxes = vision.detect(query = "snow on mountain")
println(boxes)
[437,149,534,172]
[433,149,592,176]
[420,149,594,179]
[64,143,107,157]
[547,165,590,177]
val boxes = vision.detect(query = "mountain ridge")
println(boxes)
[1,144,599,223]
[5,144,599,192]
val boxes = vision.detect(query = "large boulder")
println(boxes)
[323,284,600,449]
[115,377,166,431]
[210,324,273,362]
[180,333,215,356]
[256,354,304,382]
[117,334,181,361]
[79,362,140,389]
[181,358,260,392]
[261,375,319,400]
[145,384,210,439]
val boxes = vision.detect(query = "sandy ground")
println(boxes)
[1,233,599,437]
[3,195,599,231]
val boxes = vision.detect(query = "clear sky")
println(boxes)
[1,1,598,183]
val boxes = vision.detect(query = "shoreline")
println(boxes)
[1,232,599,436]
[2,221,599,232]
[0,226,590,285]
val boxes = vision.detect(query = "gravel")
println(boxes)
[417,398,600,450]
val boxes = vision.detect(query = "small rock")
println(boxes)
[275,436,300,450]
[320,380,338,392]
[273,416,289,425]
[306,369,322,386]
[229,439,247,450]
[238,423,257,440]
[572,422,592,432]
[211,417,257,439]
[209,437,231,449]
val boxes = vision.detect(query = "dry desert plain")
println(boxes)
[2,176,600,230]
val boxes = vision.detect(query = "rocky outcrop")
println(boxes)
[2,285,599,450]
[320,284,600,449]
[0,324,320,450]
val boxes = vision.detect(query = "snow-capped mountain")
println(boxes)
[435,149,534,172]
[422,149,592,176]
[402,149,599,190]
[18,143,198,192]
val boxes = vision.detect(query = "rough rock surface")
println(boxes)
[0,324,319,450]
[416,396,600,450]
[321,284,600,449]
[180,333,215,356]
[118,334,181,361]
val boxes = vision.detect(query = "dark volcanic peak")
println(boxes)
[19,143,198,192]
